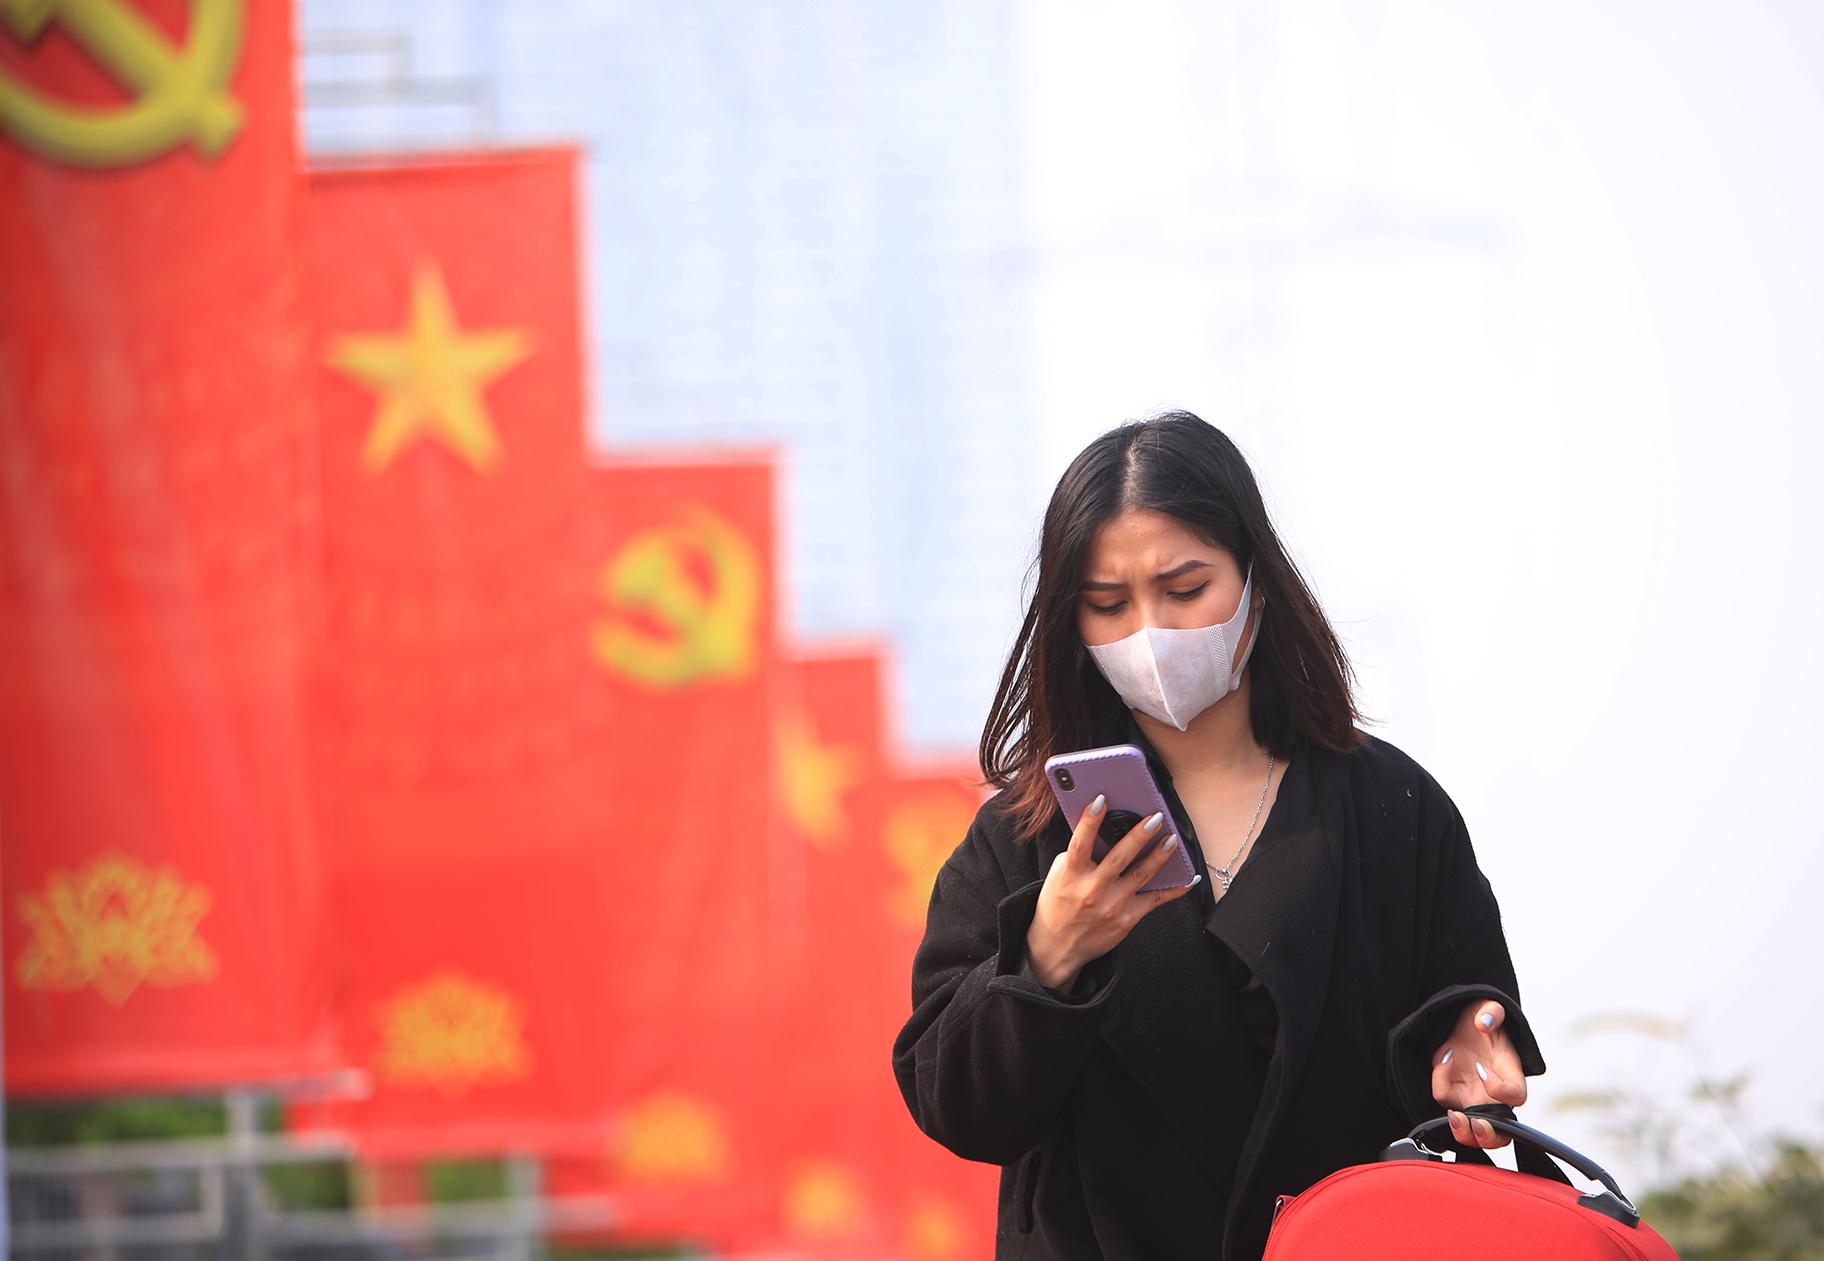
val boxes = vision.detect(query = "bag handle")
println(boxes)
[1381,1107,1642,1228]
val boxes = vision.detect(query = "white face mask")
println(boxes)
[1085,563,1260,731]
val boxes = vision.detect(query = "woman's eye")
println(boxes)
[1168,583,1210,602]
[1088,601,1126,616]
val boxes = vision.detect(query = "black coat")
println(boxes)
[891,728,1546,1260]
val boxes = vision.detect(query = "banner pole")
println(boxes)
[224,1089,263,1261]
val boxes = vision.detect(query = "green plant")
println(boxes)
[1635,1139,1824,1260]
[6,1097,227,1146]
[1550,1011,1823,1258]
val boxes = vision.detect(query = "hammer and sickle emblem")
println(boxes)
[0,0,245,167]
[590,505,761,689]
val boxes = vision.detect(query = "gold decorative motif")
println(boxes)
[884,792,976,929]
[374,971,532,1098]
[614,1089,732,1183]
[325,264,533,474]
[590,505,760,688]
[15,851,217,1006]
[776,709,862,849]
[783,1158,865,1237]
[0,0,246,166]
[903,1194,966,1260]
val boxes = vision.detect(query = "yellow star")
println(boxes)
[776,710,863,849]
[326,264,533,474]
[884,793,976,928]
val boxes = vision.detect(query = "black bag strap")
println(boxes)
[1379,1104,1642,1228]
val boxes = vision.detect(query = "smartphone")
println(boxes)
[1043,744,1198,893]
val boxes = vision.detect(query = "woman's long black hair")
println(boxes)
[979,412,1365,841]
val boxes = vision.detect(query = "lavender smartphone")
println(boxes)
[1043,744,1198,893]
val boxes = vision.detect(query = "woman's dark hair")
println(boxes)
[979,411,1365,842]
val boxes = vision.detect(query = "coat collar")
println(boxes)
[1079,716,1348,1219]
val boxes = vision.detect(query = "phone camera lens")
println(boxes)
[1055,768,1075,791]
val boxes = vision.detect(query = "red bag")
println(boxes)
[1264,1112,1679,1259]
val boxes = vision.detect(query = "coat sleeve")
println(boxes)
[890,812,1122,1165]
[1385,776,1547,1126]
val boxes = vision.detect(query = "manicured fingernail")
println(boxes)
[1190,874,1203,887]
[1478,1013,1495,1030]
[1475,1062,1490,1084]
[1089,794,1106,816]
[1441,1048,1453,1066]
[1143,812,1163,833]
[1160,834,1178,852]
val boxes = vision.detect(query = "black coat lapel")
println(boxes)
[1205,745,1346,1242]
[1097,889,1259,1192]
[1023,812,1250,1191]
[1065,728,1348,1203]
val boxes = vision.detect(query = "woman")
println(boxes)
[891,413,1545,1260]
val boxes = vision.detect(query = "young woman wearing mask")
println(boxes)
[892,412,1542,1260]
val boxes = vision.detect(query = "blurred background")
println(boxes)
[3,1,1821,1257]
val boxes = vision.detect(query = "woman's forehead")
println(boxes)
[1085,509,1231,570]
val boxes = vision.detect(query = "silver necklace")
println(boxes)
[1210,754,1276,894]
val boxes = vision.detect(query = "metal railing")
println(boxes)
[6,1094,614,1261]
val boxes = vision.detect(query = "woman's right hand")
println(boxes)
[1025,795,1202,990]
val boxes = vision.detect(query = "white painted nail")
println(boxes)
[1441,1048,1453,1066]
[1142,812,1163,833]
[1160,834,1178,852]
[1475,1062,1490,1084]
[1478,1012,1495,1030]
[1089,794,1106,816]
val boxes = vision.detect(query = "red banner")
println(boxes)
[764,649,900,1255]
[550,648,999,1259]
[0,0,339,1092]
[291,148,619,1155]
[547,455,786,1241]
[308,148,599,870]
[870,766,1001,1260]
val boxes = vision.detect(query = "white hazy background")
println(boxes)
[300,0,1824,1197]
[1022,0,1824,1190]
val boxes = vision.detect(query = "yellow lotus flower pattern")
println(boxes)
[615,1088,733,1183]
[15,852,217,1007]
[374,971,532,1098]
[783,1158,866,1238]
[903,1193,967,1260]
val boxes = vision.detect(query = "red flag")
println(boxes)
[308,148,599,868]
[763,649,900,1255]
[771,740,1000,1261]
[870,766,1001,1260]
[0,0,338,1092]
[550,642,1001,1260]
[766,655,998,1261]
[547,454,785,1243]
[291,148,617,1155]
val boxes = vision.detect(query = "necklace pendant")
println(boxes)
[1213,866,1234,891]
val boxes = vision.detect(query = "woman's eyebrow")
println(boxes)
[1080,559,1212,591]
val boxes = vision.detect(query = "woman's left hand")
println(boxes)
[1431,999,1528,1149]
